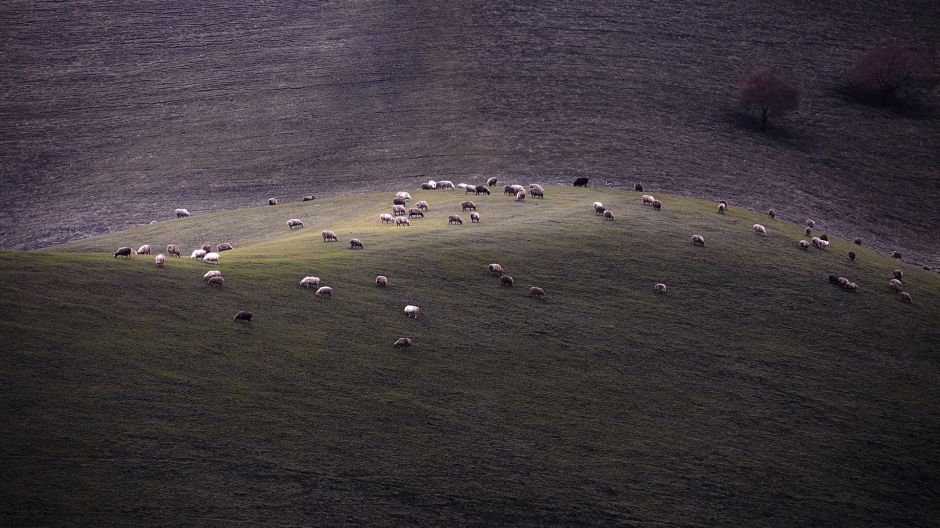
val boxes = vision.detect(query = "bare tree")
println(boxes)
[740,67,801,131]
[846,43,938,105]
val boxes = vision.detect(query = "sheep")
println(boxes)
[457,183,468,189]
[838,277,848,287]
[806,219,815,228]
[465,185,478,194]
[404,305,419,319]
[427,180,437,189]
[114,247,132,258]
[889,280,902,292]
[416,200,429,210]
[501,275,514,287]
[900,292,912,303]
[475,185,490,195]
[604,210,615,220]
[718,202,726,214]
[137,244,152,255]
[529,287,545,299]
[692,235,705,246]
[167,244,182,257]
[487,177,498,187]
[396,192,412,201]
[516,190,526,201]
[800,240,809,250]
[924,266,933,271]
[202,252,220,264]
[205,270,222,281]
[392,205,407,216]
[820,234,828,242]
[322,230,338,242]
[420,183,432,190]
[812,237,821,247]
[634,183,643,192]
[155,254,165,267]
[848,251,856,261]
[149,221,158,224]
[287,219,304,230]
[191,249,207,260]
[393,197,407,206]
[817,240,829,249]
[395,217,410,226]
[303,195,316,201]
[448,215,463,225]
[234,311,252,323]
[438,180,454,190]
[845,282,858,292]
[529,184,544,192]
[893,269,903,280]
[201,244,212,252]
[595,206,607,216]
[394,337,412,349]
[853,238,862,245]
[593,201,604,213]
[408,208,424,218]
[805,227,812,236]
[531,188,544,199]
[504,185,515,195]
[380,213,394,224]
[655,283,667,293]
[207,276,224,288]
[349,239,363,249]
[175,208,190,218]
[891,251,902,261]
[217,243,233,251]
[268,198,278,206]
[315,286,333,298]
[642,195,655,205]
[510,185,526,194]
[829,274,839,284]
[300,276,320,288]
[573,177,589,187]
[470,212,480,223]
[753,224,766,236]
[719,200,728,207]
[489,263,503,276]
[768,209,776,219]
[652,200,662,210]
[376,275,387,287]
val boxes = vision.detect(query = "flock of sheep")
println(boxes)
[115,178,921,348]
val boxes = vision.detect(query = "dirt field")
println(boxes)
[2,0,938,265]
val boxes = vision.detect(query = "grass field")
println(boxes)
[2,188,939,526]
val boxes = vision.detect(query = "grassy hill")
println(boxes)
[2,188,939,526]
[2,0,939,267]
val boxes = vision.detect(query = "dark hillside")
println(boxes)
[2,0,939,265]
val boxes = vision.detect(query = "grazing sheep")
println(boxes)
[719,200,728,207]
[380,213,394,224]
[137,245,152,255]
[203,252,220,264]
[234,311,252,323]
[475,185,490,195]
[634,183,643,192]
[349,239,363,249]
[155,254,165,267]
[829,274,839,284]
[642,195,654,205]
[448,215,463,225]
[531,188,544,198]
[315,286,333,298]
[800,240,810,250]
[396,217,410,226]
[604,210,615,220]
[150,221,158,225]
[393,197,406,206]
[820,234,828,242]
[924,266,932,271]
[394,337,412,349]
[718,202,726,214]
[487,177,498,187]
[894,269,903,280]
[489,263,503,276]
[268,198,278,206]
[529,184,544,192]
[207,276,224,288]
[900,292,912,303]
[167,244,182,257]
[114,247,133,258]
[768,209,776,219]
[845,282,858,292]
[849,251,856,261]
[392,205,407,216]
[817,240,829,249]
[396,192,412,201]
[465,185,478,194]
[205,270,222,281]
[838,277,848,287]
[376,275,387,287]
[457,183,468,189]
[322,230,338,242]
[853,238,862,245]
[516,190,526,201]
[891,251,902,260]
[303,195,316,201]
[530,286,545,299]
[470,212,480,223]
[889,280,902,292]
[201,244,212,252]
[812,237,821,247]
[427,180,437,189]
[593,202,604,213]
[287,219,304,230]
[404,305,419,319]
[217,243,233,251]
[806,219,815,228]
[175,208,190,218]
[655,283,667,293]
[191,249,207,260]
[501,275,514,287]
[408,208,424,218]
[595,205,607,215]
[416,201,429,210]
[504,185,515,195]
[420,183,432,190]
[300,276,320,288]
[438,180,454,190]
[573,177,589,187]
[652,200,662,210]
[890,278,902,286]
[805,227,812,236]
[461,200,476,211]
[510,185,525,194]
[692,234,705,246]
[753,224,766,236]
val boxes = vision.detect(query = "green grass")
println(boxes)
[3,187,940,526]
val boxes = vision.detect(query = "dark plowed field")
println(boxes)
[2,0,939,264]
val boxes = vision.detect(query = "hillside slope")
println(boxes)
[1,0,939,266]
[3,188,939,526]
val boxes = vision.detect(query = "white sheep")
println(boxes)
[806,219,815,228]
[692,235,705,246]
[155,254,165,267]
[593,202,604,213]
[204,270,222,281]
[489,263,503,276]
[655,283,667,293]
[287,219,304,230]
[516,190,526,201]
[392,205,407,216]
[380,213,394,224]
[376,275,387,287]
[427,180,437,189]
[207,276,224,288]
[900,292,912,303]
[191,249,207,260]
[416,201,429,210]
[438,180,454,190]
[322,230,338,242]
[175,208,191,218]
[300,276,320,288]
[396,216,410,226]
[396,192,412,201]
[642,195,655,205]
[202,252,220,264]
[753,224,766,236]
[470,212,480,223]
[799,240,809,250]
[404,305,419,318]
[718,202,726,214]
[315,286,333,298]
[137,245,152,255]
